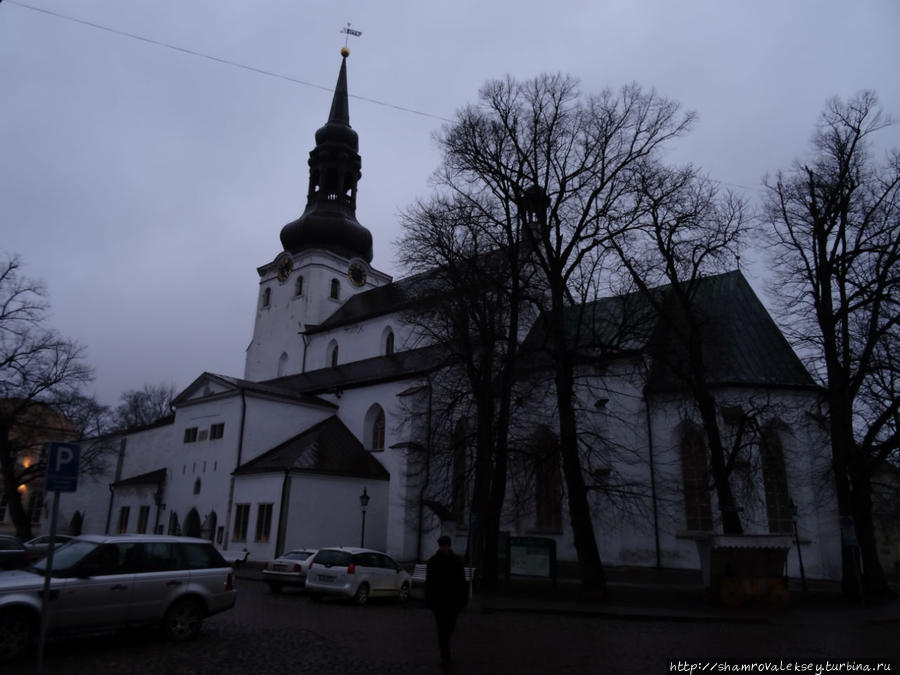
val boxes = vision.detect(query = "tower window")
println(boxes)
[295,275,304,296]
[330,278,340,300]
[327,340,339,368]
[262,287,271,308]
[365,404,386,451]
[384,329,395,356]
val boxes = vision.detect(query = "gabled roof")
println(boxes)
[523,270,814,391]
[233,416,389,480]
[172,372,337,410]
[643,271,815,392]
[262,343,451,395]
[112,467,166,487]
[308,272,432,333]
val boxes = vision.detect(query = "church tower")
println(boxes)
[245,49,391,382]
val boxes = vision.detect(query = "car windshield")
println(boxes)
[313,550,351,567]
[283,551,313,561]
[31,539,99,576]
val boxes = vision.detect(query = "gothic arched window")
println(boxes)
[327,340,339,368]
[384,328,395,356]
[533,427,562,531]
[760,425,792,533]
[295,275,304,296]
[365,404,386,450]
[262,287,271,308]
[681,424,713,531]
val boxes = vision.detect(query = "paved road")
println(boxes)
[17,580,899,674]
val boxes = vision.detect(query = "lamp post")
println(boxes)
[359,487,370,547]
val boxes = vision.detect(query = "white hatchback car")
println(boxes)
[0,534,236,661]
[304,547,410,605]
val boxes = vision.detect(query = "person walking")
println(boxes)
[425,535,468,664]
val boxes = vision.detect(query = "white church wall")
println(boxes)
[229,473,284,560]
[245,249,392,381]
[333,378,422,560]
[283,473,390,554]
[54,435,123,536]
[238,396,334,463]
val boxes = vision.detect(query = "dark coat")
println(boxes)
[424,550,467,612]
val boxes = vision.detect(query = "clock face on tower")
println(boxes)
[276,256,293,283]
[348,261,367,287]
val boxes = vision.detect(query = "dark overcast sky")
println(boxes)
[2,0,898,406]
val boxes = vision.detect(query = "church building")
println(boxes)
[52,50,841,582]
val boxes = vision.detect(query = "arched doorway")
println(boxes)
[183,508,202,538]
[68,510,83,536]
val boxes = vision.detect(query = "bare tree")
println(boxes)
[0,252,100,539]
[397,193,531,589]
[112,382,176,430]
[606,162,749,533]
[763,91,900,599]
[412,74,694,592]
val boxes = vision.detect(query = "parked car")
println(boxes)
[304,547,410,605]
[0,536,29,571]
[23,534,74,558]
[0,534,237,661]
[261,548,317,593]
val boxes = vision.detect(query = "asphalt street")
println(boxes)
[14,578,900,674]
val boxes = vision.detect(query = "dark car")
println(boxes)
[0,536,28,570]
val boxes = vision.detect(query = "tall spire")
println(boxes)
[280,49,373,262]
[327,50,350,127]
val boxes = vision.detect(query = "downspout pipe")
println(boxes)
[416,376,433,562]
[300,331,310,374]
[224,389,248,550]
[644,390,661,569]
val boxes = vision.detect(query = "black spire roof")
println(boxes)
[280,49,373,262]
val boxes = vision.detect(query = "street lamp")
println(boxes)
[359,487,370,547]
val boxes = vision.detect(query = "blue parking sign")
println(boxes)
[46,442,80,492]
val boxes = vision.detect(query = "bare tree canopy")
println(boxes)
[763,91,900,598]
[112,382,177,430]
[607,161,750,534]
[408,74,695,592]
[0,252,100,539]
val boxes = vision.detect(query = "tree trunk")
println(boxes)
[848,463,893,598]
[548,295,606,594]
[693,385,743,535]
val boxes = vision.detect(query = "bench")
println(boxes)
[220,549,250,568]
[411,563,476,599]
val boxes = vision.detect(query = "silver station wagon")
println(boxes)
[0,534,237,661]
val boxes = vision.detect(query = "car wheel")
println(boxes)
[397,582,410,604]
[353,582,370,606]
[0,609,34,661]
[163,597,205,641]
[268,581,283,594]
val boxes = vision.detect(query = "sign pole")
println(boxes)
[35,490,60,675]
[36,441,80,673]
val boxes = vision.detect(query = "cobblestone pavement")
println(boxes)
[14,579,900,674]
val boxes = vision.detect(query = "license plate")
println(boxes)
[318,574,336,582]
